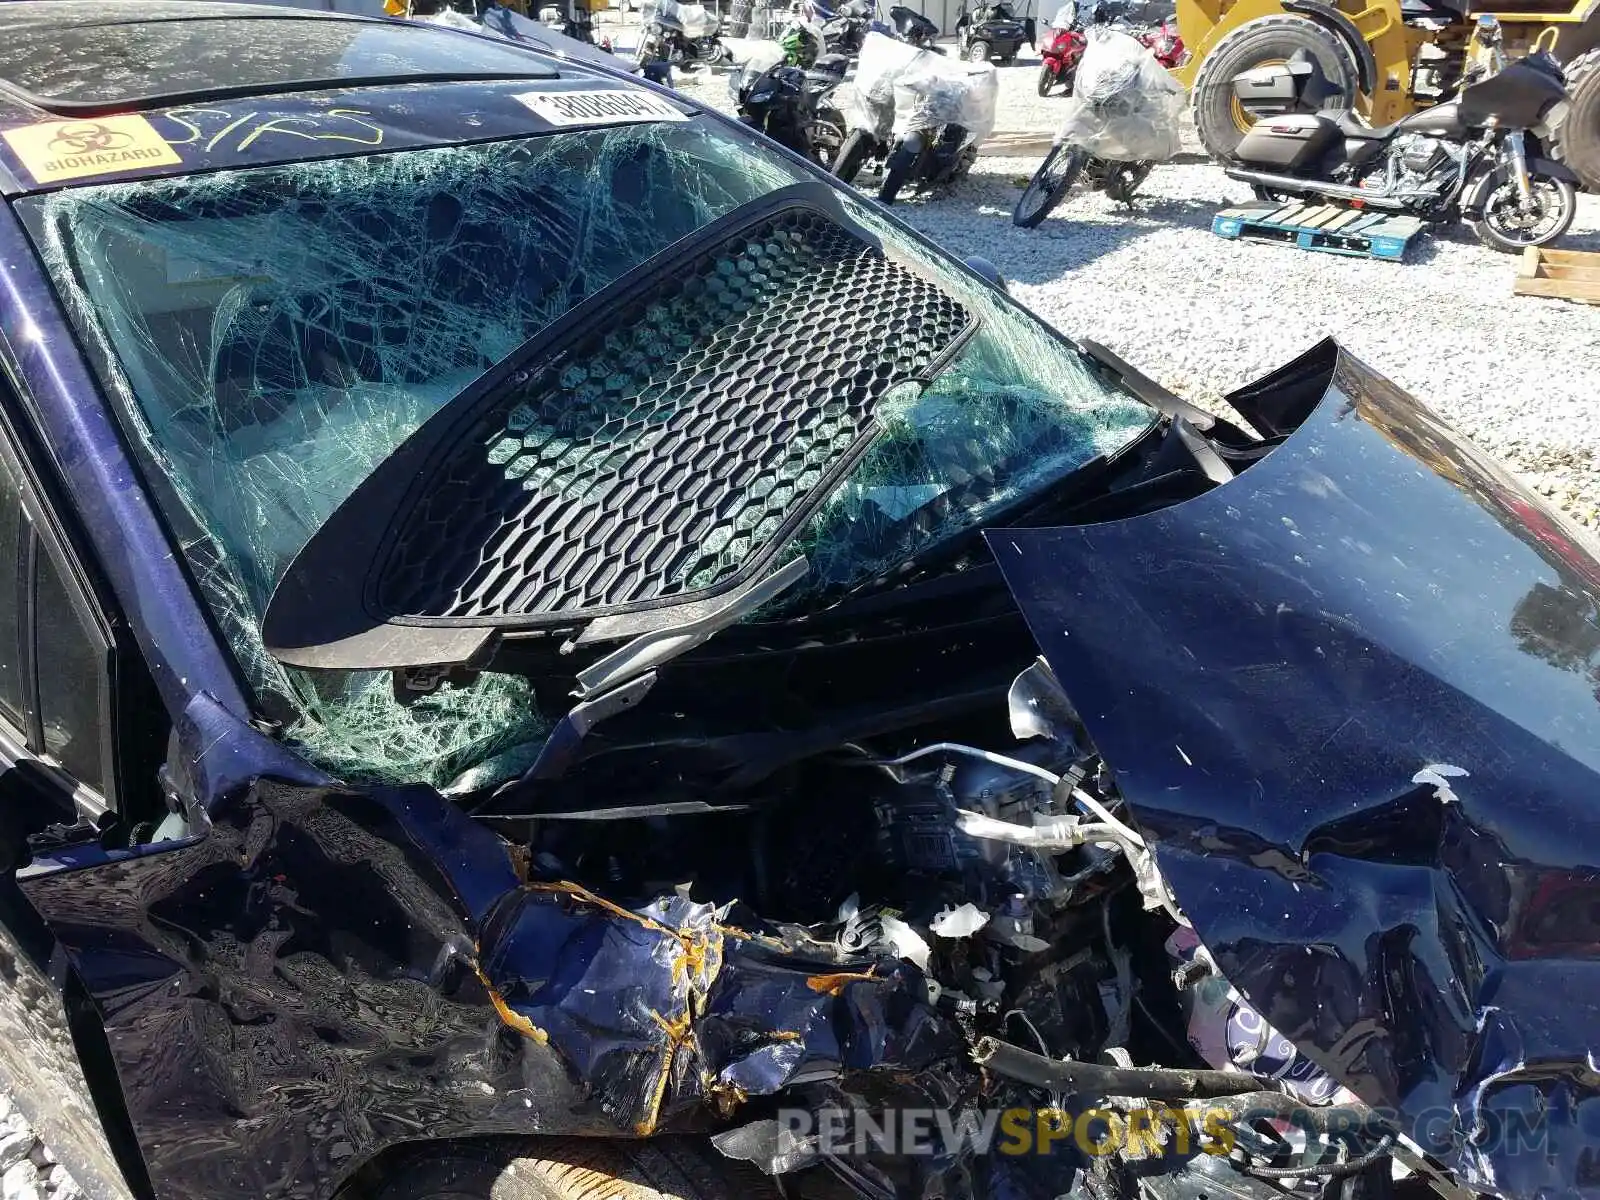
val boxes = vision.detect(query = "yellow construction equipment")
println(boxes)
[1177,0,1600,190]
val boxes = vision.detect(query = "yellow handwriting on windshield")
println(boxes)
[160,108,385,154]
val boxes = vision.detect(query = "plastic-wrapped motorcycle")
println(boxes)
[1012,25,1184,226]
[832,31,999,203]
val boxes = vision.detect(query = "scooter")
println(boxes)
[537,0,612,49]
[1222,42,1578,252]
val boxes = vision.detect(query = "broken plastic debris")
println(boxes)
[931,902,990,939]
[1413,763,1469,804]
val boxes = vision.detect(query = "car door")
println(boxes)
[0,359,151,1200]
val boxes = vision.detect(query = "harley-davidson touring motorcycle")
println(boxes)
[1014,25,1186,224]
[1224,45,1577,252]
[636,0,728,68]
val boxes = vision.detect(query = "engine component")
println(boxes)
[1167,927,1352,1105]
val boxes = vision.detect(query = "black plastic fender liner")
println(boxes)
[1278,0,1377,97]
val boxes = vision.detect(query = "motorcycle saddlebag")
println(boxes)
[1235,113,1339,170]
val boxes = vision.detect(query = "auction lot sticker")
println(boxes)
[514,89,689,127]
[3,115,183,185]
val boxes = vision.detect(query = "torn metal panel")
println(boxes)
[476,880,969,1137]
[988,341,1600,1196]
[0,883,135,1200]
[19,773,970,1200]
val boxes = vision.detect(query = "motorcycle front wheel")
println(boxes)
[833,128,875,182]
[1037,64,1056,95]
[879,133,925,204]
[1469,169,1577,253]
[1013,144,1087,228]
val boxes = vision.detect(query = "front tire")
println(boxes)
[1038,63,1056,95]
[1469,168,1577,252]
[1191,15,1357,161]
[966,38,991,62]
[833,128,875,182]
[879,135,923,203]
[1013,143,1087,227]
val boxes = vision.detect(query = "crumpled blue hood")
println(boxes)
[988,341,1600,1198]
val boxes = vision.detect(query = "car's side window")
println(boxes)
[0,370,113,807]
[0,458,24,730]
[33,546,109,796]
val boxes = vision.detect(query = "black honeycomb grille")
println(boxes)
[375,208,971,624]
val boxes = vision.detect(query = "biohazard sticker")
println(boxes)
[2,115,183,185]
[514,89,689,128]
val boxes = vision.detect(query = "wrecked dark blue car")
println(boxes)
[1,4,1599,1200]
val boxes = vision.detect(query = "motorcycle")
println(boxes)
[1013,25,1185,225]
[1222,45,1578,252]
[812,0,883,54]
[536,1,612,50]
[1038,10,1086,95]
[833,30,999,202]
[956,0,1034,64]
[730,47,849,166]
[636,0,728,69]
[1135,16,1183,68]
[888,4,941,47]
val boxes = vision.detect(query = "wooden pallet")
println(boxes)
[978,131,1058,158]
[1212,201,1427,262]
[1513,246,1600,306]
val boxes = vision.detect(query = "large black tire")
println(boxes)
[1191,15,1358,161]
[370,1138,786,1200]
[1554,48,1600,194]
[878,136,922,203]
[1038,63,1056,94]
[1013,143,1087,227]
[966,38,991,62]
[833,128,875,181]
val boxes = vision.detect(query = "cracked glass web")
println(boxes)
[761,198,1155,610]
[30,123,806,789]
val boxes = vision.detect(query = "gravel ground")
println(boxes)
[675,57,1600,528]
[0,1094,78,1200]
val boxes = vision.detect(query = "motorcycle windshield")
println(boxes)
[988,342,1600,1197]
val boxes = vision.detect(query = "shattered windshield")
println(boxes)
[27,121,1150,792]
